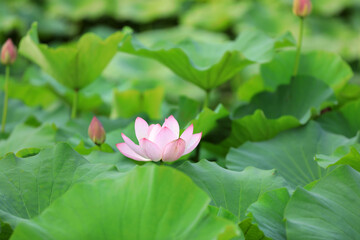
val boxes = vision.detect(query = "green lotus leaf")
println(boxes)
[315,144,360,172]
[111,87,164,120]
[233,76,337,124]
[177,160,286,220]
[0,124,57,158]
[0,143,116,228]
[11,164,240,240]
[196,110,300,158]
[247,188,290,240]
[285,165,360,239]
[19,22,123,90]
[317,98,360,138]
[191,104,229,137]
[260,50,353,93]
[239,218,271,240]
[119,29,276,90]
[226,122,357,188]
[226,110,300,148]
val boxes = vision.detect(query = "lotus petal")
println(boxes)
[116,143,150,161]
[183,133,202,155]
[162,115,180,137]
[154,127,178,150]
[180,124,194,143]
[162,139,186,162]
[139,138,162,161]
[135,117,149,141]
[121,133,147,158]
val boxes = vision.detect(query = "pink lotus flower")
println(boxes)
[293,0,312,17]
[1,39,17,65]
[116,116,202,162]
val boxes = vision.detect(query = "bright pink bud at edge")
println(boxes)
[1,39,17,65]
[88,116,106,145]
[293,0,312,17]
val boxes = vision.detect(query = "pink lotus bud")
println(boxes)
[1,39,17,65]
[116,115,202,162]
[88,116,106,145]
[293,0,312,17]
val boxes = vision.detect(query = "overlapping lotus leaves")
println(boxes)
[0,143,116,228]
[233,76,337,124]
[260,50,353,92]
[315,144,360,172]
[11,164,240,240]
[177,160,286,220]
[19,22,123,90]
[226,122,358,188]
[247,188,290,240]
[285,165,360,239]
[317,98,360,138]
[118,29,277,90]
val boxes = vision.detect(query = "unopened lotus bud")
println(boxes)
[1,39,17,65]
[88,116,106,145]
[293,0,312,17]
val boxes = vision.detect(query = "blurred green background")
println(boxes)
[1,0,360,112]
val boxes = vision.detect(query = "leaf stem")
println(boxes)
[1,66,10,133]
[71,89,79,119]
[203,89,211,109]
[293,17,305,76]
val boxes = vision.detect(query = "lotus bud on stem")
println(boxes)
[1,39,17,133]
[88,116,106,146]
[292,0,312,77]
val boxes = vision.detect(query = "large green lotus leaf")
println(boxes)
[315,144,360,172]
[233,76,337,124]
[260,50,353,92]
[11,164,240,240]
[119,29,276,90]
[19,22,123,90]
[0,143,116,228]
[84,151,138,172]
[226,122,357,188]
[0,124,57,158]
[247,188,290,240]
[285,165,360,239]
[111,87,164,120]
[177,160,286,220]
[317,99,360,138]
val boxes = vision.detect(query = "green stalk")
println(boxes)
[293,17,305,76]
[203,89,210,109]
[1,66,10,133]
[71,89,78,119]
